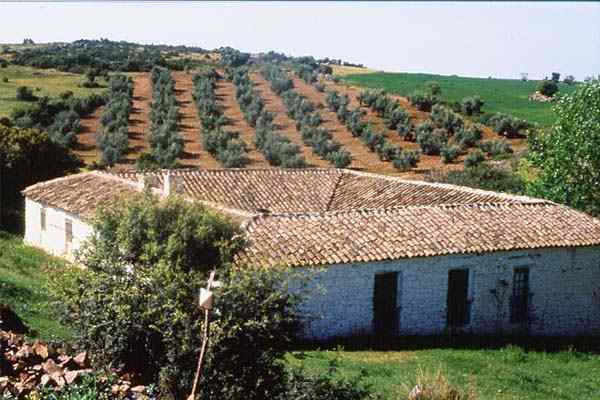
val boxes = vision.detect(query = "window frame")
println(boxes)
[510,267,530,324]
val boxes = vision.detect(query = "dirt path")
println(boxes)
[173,71,221,169]
[215,78,272,169]
[125,73,153,164]
[290,76,396,173]
[75,106,103,165]
[250,73,330,168]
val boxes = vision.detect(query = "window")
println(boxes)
[65,219,73,245]
[40,208,46,231]
[511,267,529,323]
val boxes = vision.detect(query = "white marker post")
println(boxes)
[188,271,221,400]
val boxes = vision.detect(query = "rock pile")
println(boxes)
[529,91,555,103]
[0,330,149,398]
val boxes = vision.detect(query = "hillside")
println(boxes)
[341,72,577,126]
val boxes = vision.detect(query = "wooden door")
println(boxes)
[373,272,399,337]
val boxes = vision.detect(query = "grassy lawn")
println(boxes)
[287,348,600,400]
[0,65,106,118]
[0,231,73,342]
[341,72,578,126]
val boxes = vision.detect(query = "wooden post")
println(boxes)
[187,271,216,400]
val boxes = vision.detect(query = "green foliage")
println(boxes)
[96,74,133,166]
[47,110,80,148]
[461,95,484,116]
[416,123,448,155]
[220,46,250,68]
[51,193,302,400]
[430,162,525,195]
[431,104,463,134]
[464,149,485,168]
[425,80,441,96]
[392,150,420,171]
[408,90,437,112]
[16,86,37,101]
[149,67,183,168]
[527,80,600,216]
[537,79,559,97]
[135,152,160,172]
[453,125,483,149]
[478,140,513,158]
[24,373,128,400]
[440,145,461,163]
[486,113,529,138]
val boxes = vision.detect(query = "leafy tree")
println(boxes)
[527,80,600,216]
[425,80,441,96]
[453,124,483,149]
[440,145,461,163]
[461,96,484,116]
[563,75,575,85]
[464,149,485,167]
[431,104,463,134]
[15,86,37,101]
[409,91,436,112]
[393,150,419,171]
[551,72,561,83]
[487,113,529,138]
[51,193,305,399]
[538,79,559,97]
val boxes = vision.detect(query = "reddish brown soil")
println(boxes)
[75,106,103,165]
[291,77,397,173]
[172,71,221,169]
[124,73,153,164]
[250,73,330,168]
[215,77,272,168]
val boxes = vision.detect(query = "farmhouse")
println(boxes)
[22,169,600,339]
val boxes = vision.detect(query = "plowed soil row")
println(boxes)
[290,77,396,173]
[214,77,272,168]
[75,106,103,165]
[250,73,329,168]
[125,73,152,165]
[172,71,221,169]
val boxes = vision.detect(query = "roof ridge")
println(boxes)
[325,170,346,212]
[341,169,550,205]
[245,201,561,226]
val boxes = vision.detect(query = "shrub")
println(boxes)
[431,104,463,134]
[385,105,409,130]
[377,141,401,161]
[426,80,441,96]
[15,86,37,101]
[327,149,352,168]
[464,149,485,167]
[136,152,160,171]
[47,110,80,148]
[563,75,575,85]
[453,125,483,149]
[429,160,525,194]
[0,116,12,127]
[59,90,74,100]
[440,145,461,163]
[361,128,385,152]
[0,59,7,68]
[538,79,559,97]
[393,150,420,171]
[416,123,447,155]
[409,90,436,112]
[2,77,8,83]
[478,139,513,158]
[281,364,373,400]
[487,113,529,138]
[461,96,484,116]
[52,194,303,400]
[400,369,477,400]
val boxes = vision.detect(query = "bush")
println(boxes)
[16,86,37,101]
[327,149,352,168]
[425,81,441,96]
[409,90,437,112]
[453,125,483,149]
[136,152,160,172]
[431,104,463,134]
[416,123,447,155]
[2,77,8,83]
[393,150,420,171]
[52,194,303,400]
[478,139,513,158]
[428,162,525,195]
[538,79,559,97]
[385,105,409,131]
[281,364,373,400]
[461,96,484,116]
[440,145,461,163]
[0,59,7,68]
[487,113,529,138]
[59,90,74,100]
[464,149,485,167]
[47,110,80,148]
[400,369,477,400]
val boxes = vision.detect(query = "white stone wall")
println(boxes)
[24,198,93,259]
[296,247,600,339]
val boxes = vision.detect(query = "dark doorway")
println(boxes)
[447,269,470,327]
[373,272,399,337]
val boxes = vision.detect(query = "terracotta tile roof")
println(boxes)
[238,203,600,268]
[21,172,139,219]
[22,168,600,267]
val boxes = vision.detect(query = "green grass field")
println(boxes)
[2,233,600,399]
[287,348,600,400]
[0,65,105,118]
[0,232,72,341]
[341,72,578,126]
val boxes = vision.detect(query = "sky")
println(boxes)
[1,1,599,80]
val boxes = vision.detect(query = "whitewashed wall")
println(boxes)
[24,198,93,259]
[296,247,600,339]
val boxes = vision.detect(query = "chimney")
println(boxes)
[163,172,184,196]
